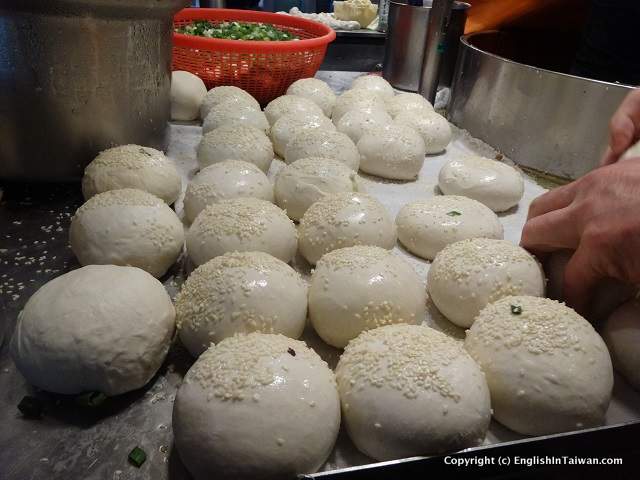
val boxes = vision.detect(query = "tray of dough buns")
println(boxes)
[1,70,640,480]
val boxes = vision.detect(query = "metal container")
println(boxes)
[0,0,189,182]
[382,1,470,92]
[449,31,635,179]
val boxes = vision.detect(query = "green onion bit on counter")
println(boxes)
[18,395,44,418]
[176,21,299,41]
[128,446,147,468]
[75,391,108,408]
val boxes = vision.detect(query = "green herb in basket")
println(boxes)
[176,21,299,41]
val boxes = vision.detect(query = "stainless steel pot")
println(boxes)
[0,0,189,181]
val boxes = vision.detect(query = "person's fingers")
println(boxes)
[520,207,579,252]
[608,88,640,157]
[526,182,577,221]
[600,146,619,167]
[562,243,601,316]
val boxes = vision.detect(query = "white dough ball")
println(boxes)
[337,324,491,460]
[357,124,426,180]
[200,85,260,120]
[202,101,269,135]
[286,78,337,117]
[274,157,359,221]
[198,124,274,172]
[70,188,184,278]
[428,238,545,328]
[173,333,340,480]
[176,251,307,357]
[396,195,504,260]
[602,300,640,390]
[81,144,182,205]
[264,94,325,125]
[438,156,524,212]
[465,296,613,435]
[394,110,452,154]
[284,130,360,171]
[351,75,395,99]
[183,160,273,224]
[309,246,425,348]
[385,92,434,118]
[332,89,386,123]
[186,198,297,267]
[10,265,175,395]
[335,106,392,144]
[171,71,207,121]
[270,113,335,157]
[298,192,397,265]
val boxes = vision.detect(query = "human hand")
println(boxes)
[521,160,640,314]
[601,88,640,166]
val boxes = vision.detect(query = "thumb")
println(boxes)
[562,244,602,317]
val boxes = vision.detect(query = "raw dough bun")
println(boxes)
[465,295,613,435]
[428,238,545,328]
[176,251,307,357]
[186,198,297,266]
[286,78,336,117]
[70,189,184,278]
[284,130,360,171]
[298,192,397,265]
[274,157,359,221]
[10,265,175,395]
[394,110,452,154]
[335,106,392,144]
[200,85,260,120]
[602,300,640,390]
[351,75,395,99]
[385,92,434,118]
[81,144,182,205]
[332,88,386,123]
[183,160,274,224]
[357,124,426,180]
[438,156,524,212]
[309,246,425,348]
[173,333,340,480]
[198,124,274,172]
[396,196,503,260]
[270,112,335,157]
[337,324,491,460]
[202,101,269,134]
[264,94,325,125]
[171,71,207,121]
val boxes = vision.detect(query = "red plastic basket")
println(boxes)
[172,8,336,105]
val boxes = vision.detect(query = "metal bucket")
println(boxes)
[0,0,189,182]
[382,1,470,92]
[448,31,635,179]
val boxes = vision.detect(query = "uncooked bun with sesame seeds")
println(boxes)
[438,156,524,212]
[394,110,452,154]
[173,333,340,480]
[11,265,175,395]
[171,71,207,121]
[309,246,425,348]
[176,252,307,357]
[336,324,491,460]
[81,145,181,205]
[334,106,392,144]
[351,75,395,99]
[286,78,337,117]
[284,130,360,171]
[274,157,359,221]
[270,113,335,157]
[465,296,613,435]
[332,89,386,123]
[69,189,184,278]
[186,198,297,267]
[396,196,503,260]
[264,94,325,125]
[183,160,274,224]
[427,238,544,328]
[385,92,434,118]
[202,101,269,134]
[601,299,640,391]
[298,192,397,265]
[197,124,274,173]
[200,85,260,120]
[357,124,426,180]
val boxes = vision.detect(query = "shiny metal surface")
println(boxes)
[448,31,634,180]
[382,1,469,92]
[0,0,189,181]
[418,0,454,103]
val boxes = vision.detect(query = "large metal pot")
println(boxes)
[0,0,189,181]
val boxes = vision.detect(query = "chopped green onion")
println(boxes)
[128,446,147,468]
[446,210,462,216]
[18,396,44,418]
[176,20,298,41]
[75,391,107,408]
[511,304,523,315]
